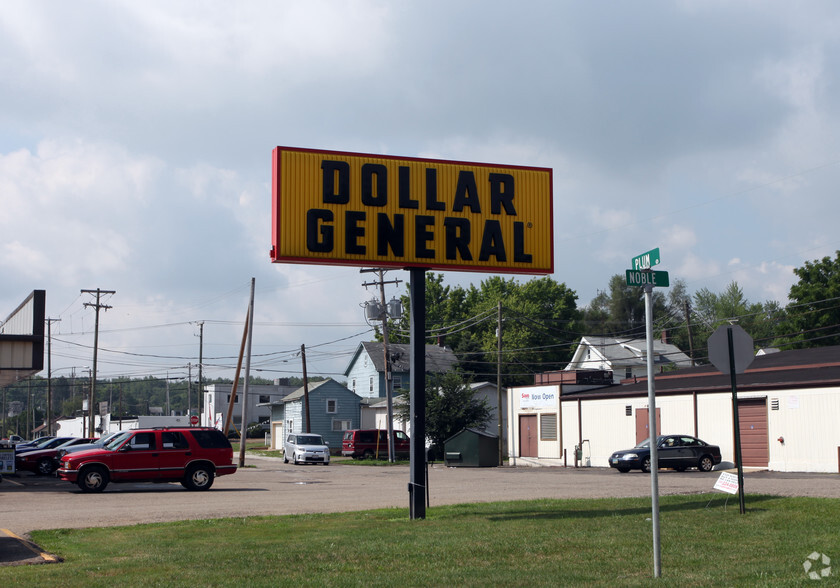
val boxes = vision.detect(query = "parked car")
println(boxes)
[57,431,129,460]
[341,429,410,460]
[283,433,330,465]
[15,436,75,455]
[0,434,26,448]
[15,438,97,475]
[609,435,722,473]
[57,427,237,492]
[12,436,56,452]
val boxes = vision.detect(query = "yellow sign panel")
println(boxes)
[271,147,553,274]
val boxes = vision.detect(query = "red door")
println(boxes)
[519,415,538,457]
[110,431,160,481]
[635,408,661,445]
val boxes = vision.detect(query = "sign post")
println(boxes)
[271,147,554,520]
[708,324,755,515]
[625,249,669,579]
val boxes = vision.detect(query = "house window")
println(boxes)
[326,399,337,414]
[352,379,356,391]
[332,419,352,431]
[259,395,270,404]
[392,375,402,390]
[625,367,632,379]
[227,394,238,404]
[539,413,557,441]
[369,377,374,393]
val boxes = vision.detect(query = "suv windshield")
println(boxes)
[104,431,131,450]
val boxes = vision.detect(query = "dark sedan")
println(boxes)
[15,438,97,475]
[609,435,722,473]
[14,436,74,455]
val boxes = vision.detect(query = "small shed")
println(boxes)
[443,428,499,467]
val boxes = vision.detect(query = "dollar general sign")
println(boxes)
[270,147,554,274]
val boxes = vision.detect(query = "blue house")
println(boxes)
[343,342,459,400]
[263,378,362,451]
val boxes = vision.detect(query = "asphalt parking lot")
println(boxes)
[2,458,838,565]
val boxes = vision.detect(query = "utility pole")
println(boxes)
[497,301,503,466]
[81,288,115,437]
[684,300,695,367]
[301,344,311,433]
[46,318,60,436]
[197,321,204,423]
[237,278,255,468]
[187,363,192,419]
[27,378,31,439]
[361,268,402,462]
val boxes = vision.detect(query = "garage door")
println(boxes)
[738,398,768,467]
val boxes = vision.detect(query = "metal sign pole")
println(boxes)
[644,283,662,578]
[727,327,747,515]
[408,268,426,519]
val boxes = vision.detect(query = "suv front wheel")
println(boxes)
[78,465,109,493]
[182,464,215,490]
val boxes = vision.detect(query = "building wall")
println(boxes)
[274,382,362,450]
[202,384,293,429]
[765,387,840,473]
[345,357,381,399]
[508,385,562,460]
[510,383,840,473]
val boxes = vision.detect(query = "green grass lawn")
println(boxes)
[4,495,838,587]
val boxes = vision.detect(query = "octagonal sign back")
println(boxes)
[708,324,754,375]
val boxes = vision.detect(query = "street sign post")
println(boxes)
[627,248,669,579]
[626,269,669,287]
[631,247,661,271]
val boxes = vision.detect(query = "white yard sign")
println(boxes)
[713,472,739,494]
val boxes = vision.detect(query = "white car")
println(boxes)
[283,433,330,465]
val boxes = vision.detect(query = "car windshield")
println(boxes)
[297,436,323,445]
[635,436,667,448]
[57,439,84,448]
[104,431,131,450]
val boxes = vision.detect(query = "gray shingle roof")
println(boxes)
[356,342,458,374]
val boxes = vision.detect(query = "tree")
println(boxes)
[783,251,840,348]
[391,273,580,385]
[399,371,490,458]
[690,282,785,356]
[581,274,666,337]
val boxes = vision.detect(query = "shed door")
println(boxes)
[635,408,661,445]
[519,415,538,457]
[738,398,769,467]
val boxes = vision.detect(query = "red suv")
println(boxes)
[341,429,410,459]
[57,427,236,492]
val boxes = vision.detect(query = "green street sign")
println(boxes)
[631,247,661,271]
[626,269,670,288]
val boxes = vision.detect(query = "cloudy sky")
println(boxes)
[2,1,839,384]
